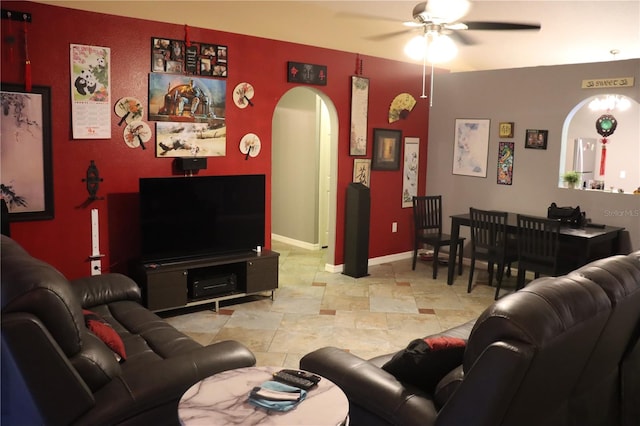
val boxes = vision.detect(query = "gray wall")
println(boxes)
[427,59,640,252]
[272,88,319,244]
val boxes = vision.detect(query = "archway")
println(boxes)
[271,87,339,267]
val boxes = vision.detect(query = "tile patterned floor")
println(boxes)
[163,241,515,369]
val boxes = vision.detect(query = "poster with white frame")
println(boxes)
[70,44,111,139]
[452,118,490,178]
[402,137,419,208]
[349,76,369,155]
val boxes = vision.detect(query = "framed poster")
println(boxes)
[350,76,369,155]
[287,61,327,85]
[499,122,514,138]
[0,84,54,221]
[148,73,226,124]
[70,44,111,139]
[452,118,490,177]
[497,141,514,185]
[156,122,226,157]
[353,158,371,187]
[151,37,227,77]
[402,137,420,207]
[372,129,401,171]
[525,129,548,149]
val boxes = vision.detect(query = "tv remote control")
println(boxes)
[272,371,317,390]
[280,369,321,384]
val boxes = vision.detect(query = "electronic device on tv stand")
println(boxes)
[138,174,266,263]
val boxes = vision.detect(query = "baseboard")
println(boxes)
[325,250,414,274]
[270,237,478,276]
[271,234,320,251]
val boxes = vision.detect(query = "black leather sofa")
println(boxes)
[301,251,640,426]
[1,235,256,425]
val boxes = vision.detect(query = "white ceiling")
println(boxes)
[38,1,640,72]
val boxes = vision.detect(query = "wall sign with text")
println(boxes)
[287,62,327,86]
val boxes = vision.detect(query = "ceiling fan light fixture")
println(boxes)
[427,33,458,63]
[404,34,427,60]
[589,95,631,112]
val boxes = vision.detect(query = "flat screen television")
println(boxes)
[139,174,265,262]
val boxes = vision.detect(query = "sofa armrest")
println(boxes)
[71,273,141,308]
[2,313,95,426]
[300,347,438,426]
[81,340,256,425]
[622,331,640,426]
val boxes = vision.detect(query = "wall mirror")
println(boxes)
[560,94,639,194]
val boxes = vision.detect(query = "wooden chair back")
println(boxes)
[517,214,561,269]
[413,196,443,235]
[469,208,509,254]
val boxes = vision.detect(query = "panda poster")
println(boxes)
[70,44,111,139]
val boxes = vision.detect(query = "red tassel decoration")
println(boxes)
[23,19,31,92]
[184,24,191,47]
[599,138,608,176]
[25,61,32,92]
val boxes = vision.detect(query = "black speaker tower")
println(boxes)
[343,182,370,278]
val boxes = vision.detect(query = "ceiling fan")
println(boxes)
[405,0,540,47]
[369,0,541,105]
[370,1,541,49]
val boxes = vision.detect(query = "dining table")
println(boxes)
[445,212,625,285]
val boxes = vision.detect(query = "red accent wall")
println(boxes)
[2,1,431,279]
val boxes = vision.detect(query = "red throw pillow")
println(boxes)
[83,309,127,361]
[382,336,466,393]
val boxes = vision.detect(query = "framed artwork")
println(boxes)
[156,122,226,157]
[525,129,548,149]
[372,128,402,170]
[287,61,327,85]
[453,118,490,177]
[350,76,369,156]
[353,158,371,187]
[497,142,515,185]
[402,137,420,208]
[0,84,54,221]
[148,73,226,124]
[499,122,514,138]
[70,44,111,139]
[151,37,227,77]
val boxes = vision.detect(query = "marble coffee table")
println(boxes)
[179,366,349,425]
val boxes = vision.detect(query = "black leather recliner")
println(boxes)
[1,235,256,425]
[301,251,640,426]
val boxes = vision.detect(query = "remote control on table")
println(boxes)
[280,369,322,384]
[272,370,318,390]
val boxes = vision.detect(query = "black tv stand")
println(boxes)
[133,250,279,312]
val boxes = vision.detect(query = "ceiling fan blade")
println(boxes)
[448,31,477,46]
[461,21,541,31]
[365,28,416,41]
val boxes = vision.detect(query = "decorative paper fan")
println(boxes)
[123,121,151,149]
[239,133,261,159]
[233,82,255,108]
[389,93,417,123]
[114,97,144,125]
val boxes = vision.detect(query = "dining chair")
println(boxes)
[412,196,465,279]
[516,214,566,290]
[467,208,518,300]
